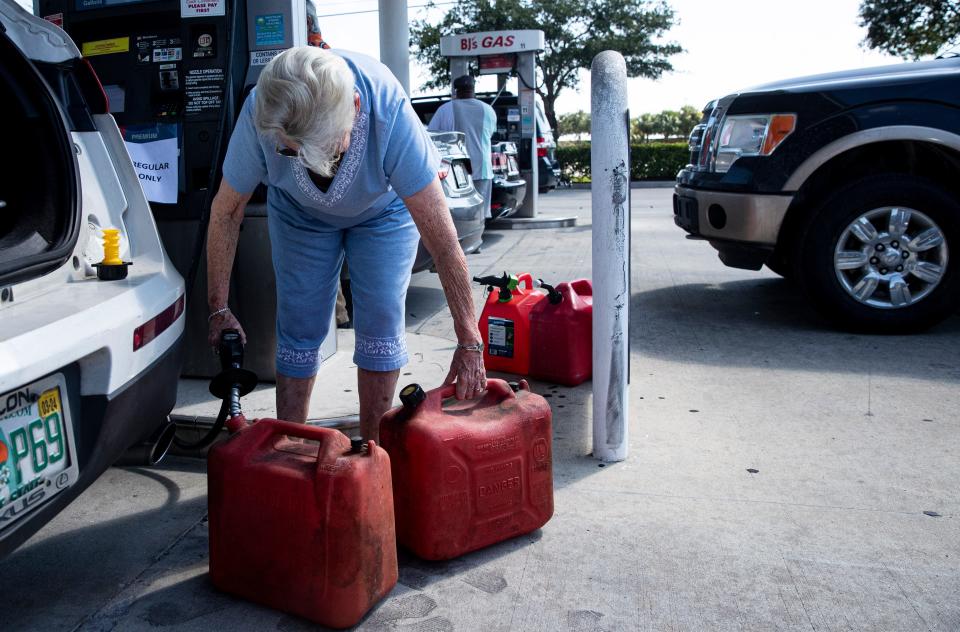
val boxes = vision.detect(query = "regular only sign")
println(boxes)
[122,123,179,204]
[440,30,544,57]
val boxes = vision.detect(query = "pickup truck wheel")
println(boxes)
[794,175,960,333]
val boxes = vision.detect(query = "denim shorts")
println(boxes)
[268,199,419,378]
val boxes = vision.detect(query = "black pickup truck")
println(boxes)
[674,56,960,332]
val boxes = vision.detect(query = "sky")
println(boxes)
[316,0,904,115]
[15,0,907,115]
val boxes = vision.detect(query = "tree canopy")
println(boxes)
[557,106,701,141]
[858,0,960,59]
[557,111,591,139]
[630,106,700,142]
[410,0,681,132]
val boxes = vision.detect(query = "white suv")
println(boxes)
[0,0,184,557]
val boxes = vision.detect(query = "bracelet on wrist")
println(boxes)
[456,341,483,353]
[208,306,230,322]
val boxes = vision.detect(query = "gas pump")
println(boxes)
[440,30,544,219]
[35,0,335,380]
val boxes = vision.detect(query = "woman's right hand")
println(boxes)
[208,309,247,347]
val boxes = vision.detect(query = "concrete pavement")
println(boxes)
[2,188,958,631]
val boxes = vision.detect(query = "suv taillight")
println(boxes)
[536,136,548,158]
[134,295,184,351]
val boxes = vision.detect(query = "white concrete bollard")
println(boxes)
[378,0,410,94]
[591,51,630,462]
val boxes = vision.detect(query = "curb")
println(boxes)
[568,181,674,190]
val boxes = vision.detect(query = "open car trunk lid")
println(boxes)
[0,0,83,286]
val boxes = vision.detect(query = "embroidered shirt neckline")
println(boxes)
[292,109,370,207]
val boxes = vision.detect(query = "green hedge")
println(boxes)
[555,141,688,182]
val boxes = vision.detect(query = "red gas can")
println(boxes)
[208,420,397,629]
[379,379,554,560]
[530,279,593,386]
[476,272,544,376]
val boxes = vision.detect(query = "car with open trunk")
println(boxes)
[0,0,184,558]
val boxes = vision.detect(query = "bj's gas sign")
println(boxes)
[440,30,544,57]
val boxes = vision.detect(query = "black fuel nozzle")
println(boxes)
[473,272,519,303]
[538,279,563,305]
[179,329,259,447]
[219,329,244,371]
[209,329,258,419]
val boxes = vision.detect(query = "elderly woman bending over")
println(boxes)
[206,47,486,440]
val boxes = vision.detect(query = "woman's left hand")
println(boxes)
[444,347,487,400]
[403,179,487,400]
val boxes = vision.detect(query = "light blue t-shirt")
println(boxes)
[428,98,497,180]
[222,50,440,228]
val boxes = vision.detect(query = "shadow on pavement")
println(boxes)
[1,463,207,631]
[1,458,557,631]
[476,231,505,249]
[630,277,960,382]
[403,285,447,330]
[63,526,546,632]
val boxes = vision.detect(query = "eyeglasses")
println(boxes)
[275,144,298,158]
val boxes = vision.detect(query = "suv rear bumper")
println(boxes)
[673,185,793,270]
[0,332,183,558]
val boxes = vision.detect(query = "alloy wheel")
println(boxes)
[833,206,948,309]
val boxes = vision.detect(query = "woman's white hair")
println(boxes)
[255,46,356,178]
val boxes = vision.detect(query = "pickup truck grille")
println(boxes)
[685,99,731,173]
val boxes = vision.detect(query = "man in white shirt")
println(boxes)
[428,75,498,218]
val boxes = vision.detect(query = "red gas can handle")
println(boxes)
[252,419,355,465]
[570,278,592,297]
[560,282,589,307]
[263,419,338,443]
[433,378,515,409]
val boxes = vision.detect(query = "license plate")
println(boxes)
[452,162,468,188]
[0,374,79,532]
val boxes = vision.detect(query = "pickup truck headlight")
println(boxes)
[713,114,796,173]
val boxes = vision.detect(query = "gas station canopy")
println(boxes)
[439,30,546,219]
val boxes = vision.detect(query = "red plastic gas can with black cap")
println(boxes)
[476,272,545,376]
[207,420,397,629]
[379,379,554,560]
[530,279,593,386]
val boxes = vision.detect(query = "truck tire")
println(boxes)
[792,174,960,333]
